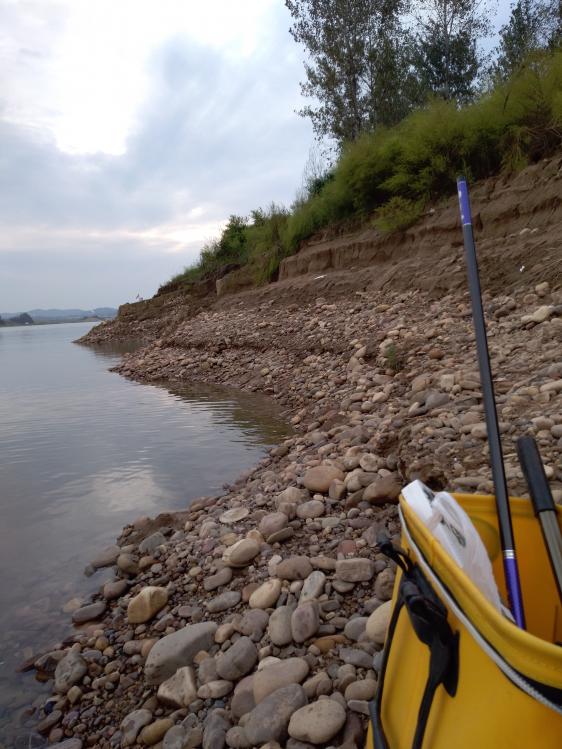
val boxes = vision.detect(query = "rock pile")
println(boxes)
[27,280,562,748]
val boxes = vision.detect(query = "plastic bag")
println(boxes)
[402,480,502,612]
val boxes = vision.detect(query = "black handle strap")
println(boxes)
[370,536,459,749]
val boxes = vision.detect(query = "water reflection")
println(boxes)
[0,322,289,745]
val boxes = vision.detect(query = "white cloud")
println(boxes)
[0,0,313,309]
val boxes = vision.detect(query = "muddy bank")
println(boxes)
[22,274,562,748]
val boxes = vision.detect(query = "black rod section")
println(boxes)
[457,177,526,628]
[517,436,562,602]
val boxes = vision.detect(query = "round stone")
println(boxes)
[223,538,260,567]
[366,600,392,644]
[288,698,347,744]
[249,578,282,609]
[127,586,168,624]
[303,465,345,493]
[219,507,250,524]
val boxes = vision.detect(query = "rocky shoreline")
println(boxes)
[22,279,562,749]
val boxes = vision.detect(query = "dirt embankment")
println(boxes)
[28,157,561,749]
[81,154,562,349]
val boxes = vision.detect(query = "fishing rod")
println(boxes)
[456,177,526,628]
[517,435,562,602]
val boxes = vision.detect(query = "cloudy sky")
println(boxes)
[1,1,512,311]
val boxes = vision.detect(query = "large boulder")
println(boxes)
[144,622,218,685]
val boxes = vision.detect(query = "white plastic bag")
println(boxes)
[402,480,502,612]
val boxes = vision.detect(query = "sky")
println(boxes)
[1,0,512,311]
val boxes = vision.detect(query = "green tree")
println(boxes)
[494,0,553,79]
[285,0,416,145]
[412,0,491,101]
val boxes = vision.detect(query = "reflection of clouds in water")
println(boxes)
[51,464,173,516]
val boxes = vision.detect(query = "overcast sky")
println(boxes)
[1,0,511,311]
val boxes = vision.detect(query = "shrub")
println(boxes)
[374,197,425,233]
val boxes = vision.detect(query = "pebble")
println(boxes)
[128,586,169,623]
[291,601,320,643]
[216,637,258,681]
[205,590,241,613]
[54,651,87,694]
[71,601,106,624]
[253,657,310,703]
[366,600,392,644]
[139,717,174,745]
[268,605,294,646]
[244,684,307,745]
[288,698,347,744]
[249,578,282,609]
[276,556,313,580]
[144,621,218,684]
[336,558,375,582]
[223,538,261,567]
[121,708,153,746]
[156,666,197,708]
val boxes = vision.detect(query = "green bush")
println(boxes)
[163,49,562,292]
[374,197,425,233]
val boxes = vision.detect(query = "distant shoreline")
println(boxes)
[0,317,107,328]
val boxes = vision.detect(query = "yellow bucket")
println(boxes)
[367,494,562,749]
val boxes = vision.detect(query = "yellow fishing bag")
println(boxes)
[367,493,562,749]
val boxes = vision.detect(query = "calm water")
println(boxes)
[0,322,288,745]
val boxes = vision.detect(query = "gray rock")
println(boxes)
[344,617,368,641]
[374,567,395,600]
[215,636,257,681]
[224,726,250,749]
[339,647,373,669]
[144,621,218,685]
[163,725,188,749]
[344,678,377,701]
[276,556,313,580]
[102,579,128,600]
[157,666,197,707]
[253,657,310,703]
[288,698,347,744]
[90,545,120,569]
[203,567,232,592]
[71,600,106,623]
[299,571,326,603]
[205,591,241,613]
[335,558,375,582]
[230,674,256,718]
[139,531,166,554]
[259,512,288,538]
[54,650,87,693]
[49,741,83,749]
[120,708,153,746]
[203,709,230,749]
[244,684,308,745]
[303,465,344,493]
[222,538,260,567]
[237,609,269,640]
[197,680,233,699]
[291,601,320,643]
[268,605,294,646]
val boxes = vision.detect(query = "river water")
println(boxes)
[0,321,288,745]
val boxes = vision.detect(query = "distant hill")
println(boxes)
[0,307,117,322]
